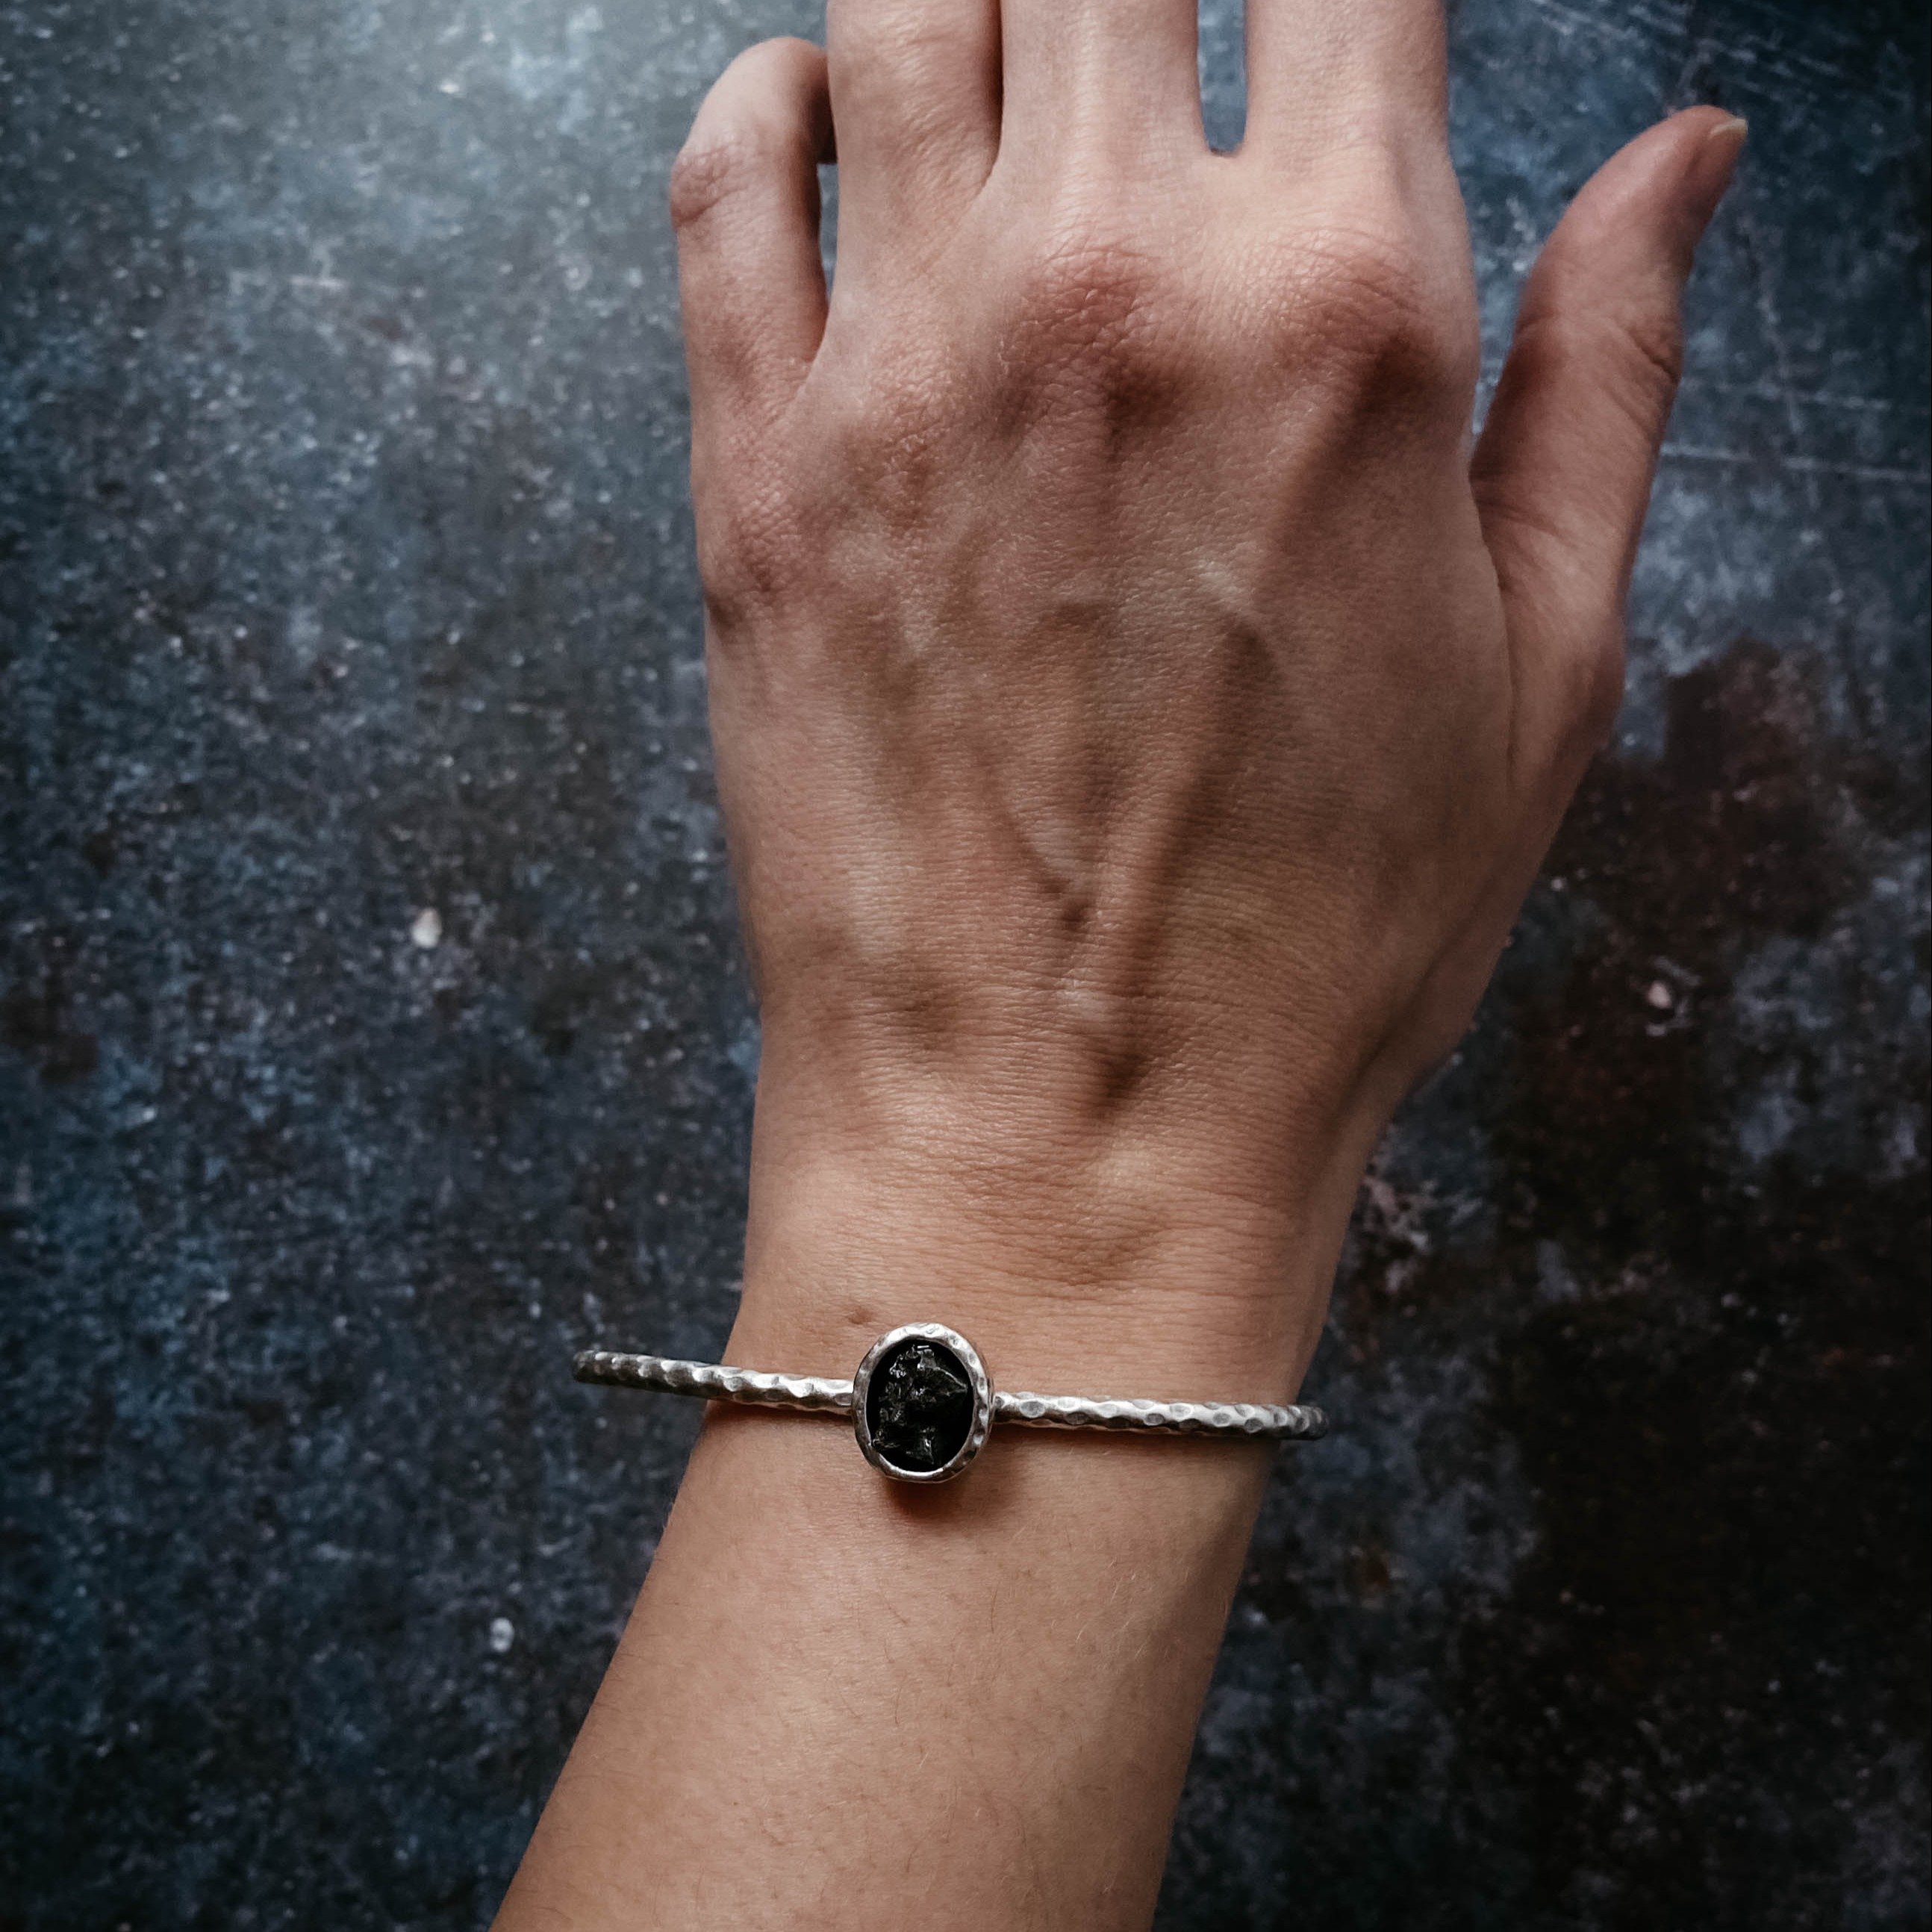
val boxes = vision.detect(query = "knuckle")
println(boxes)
[669,40,817,234]
[668,128,757,234]
[1280,224,1476,403]
[1020,230,1159,344]
[1611,303,1686,405]
[1512,303,1683,439]
[823,361,955,521]
[694,462,806,626]
[1003,221,1194,402]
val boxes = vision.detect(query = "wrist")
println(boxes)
[728,1073,1374,1408]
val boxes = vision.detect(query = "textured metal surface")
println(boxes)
[996,1391,1328,1441]
[573,1335,1330,1447]
[1,1,1925,1928]
[571,1347,853,1415]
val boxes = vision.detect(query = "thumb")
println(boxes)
[1472,107,1746,767]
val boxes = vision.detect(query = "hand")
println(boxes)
[673,15,1741,1391]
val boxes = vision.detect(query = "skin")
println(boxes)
[496,1,1744,1925]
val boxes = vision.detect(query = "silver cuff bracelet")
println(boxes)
[573,1321,1329,1484]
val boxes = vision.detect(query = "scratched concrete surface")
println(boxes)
[1,1,1925,1926]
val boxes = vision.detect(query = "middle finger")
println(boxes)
[997,0,1207,181]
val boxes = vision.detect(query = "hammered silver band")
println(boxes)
[573,1347,1325,1439]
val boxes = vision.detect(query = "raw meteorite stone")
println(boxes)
[864,1339,976,1474]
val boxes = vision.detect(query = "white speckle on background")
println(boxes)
[410,907,442,950]
[489,1616,515,1654]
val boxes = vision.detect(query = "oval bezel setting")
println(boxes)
[851,1324,994,1483]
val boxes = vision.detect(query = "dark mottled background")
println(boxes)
[2,0,1926,1925]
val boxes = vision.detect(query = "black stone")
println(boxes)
[865,1339,977,1474]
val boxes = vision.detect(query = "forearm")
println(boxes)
[499,1132,1360,1931]
[508,1389,1266,1928]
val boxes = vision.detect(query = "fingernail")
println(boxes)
[1707,113,1750,159]
[1684,114,1748,232]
